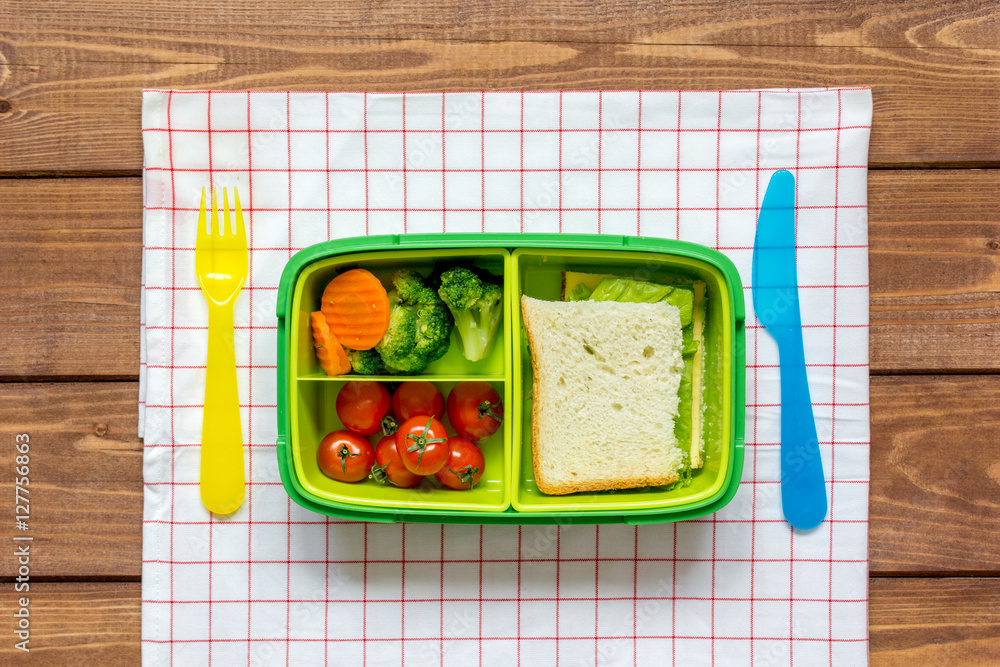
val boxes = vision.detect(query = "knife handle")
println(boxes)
[776,329,828,530]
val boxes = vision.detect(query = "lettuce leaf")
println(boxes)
[566,282,594,302]
[590,277,673,304]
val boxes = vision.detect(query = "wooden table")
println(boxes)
[2,2,999,663]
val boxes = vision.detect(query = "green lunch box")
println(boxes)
[275,233,745,525]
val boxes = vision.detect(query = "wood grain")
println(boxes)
[869,169,1000,373]
[5,0,999,49]
[870,577,1000,666]
[3,171,999,378]
[0,582,141,666]
[0,383,142,578]
[0,578,996,664]
[869,375,1000,574]
[2,41,1000,170]
[0,178,141,380]
[0,376,997,578]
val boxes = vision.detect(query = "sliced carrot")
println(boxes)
[310,311,351,376]
[320,268,390,350]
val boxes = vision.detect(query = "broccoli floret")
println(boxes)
[346,348,384,375]
[437,267,504,362]
[375,270,454,374]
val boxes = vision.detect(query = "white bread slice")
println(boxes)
[521,296,686,495]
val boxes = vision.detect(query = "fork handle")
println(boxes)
[200,300,246,515]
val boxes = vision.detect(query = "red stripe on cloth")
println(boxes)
[442,92,448,234]
[142,634,869,644]
[244,89,255,666]
[206,88,215,666]
[326,92,332,242]
[481,91,486,233]
[166,87,177,667]
[403,92,408,234]
[829,88,844,667]
[517,525,523,663]
[558,91,564,233]
[143,124,873,134]
[595,525,600,665]
[364,92,370,235]
[520,91,525,233]
[401,523,407,664]
[597,91,604,234]
[636,91,643,236]
[285,92,295,665]
[675,91,682,240]
[439,524,445,666]
[750,89,762,659]
[145,163,870,174]
[711,90,723,665]
[363,523,368,663]
[478,525,484,667]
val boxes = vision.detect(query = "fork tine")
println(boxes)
[233,187,247,245]
[222,188,232,236]
[198,187,208,238]
[211,186,220,236]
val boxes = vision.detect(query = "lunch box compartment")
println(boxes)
[292,248,508,381]
[276,233,745,524]
[511,248,735,513]
[293,378,510,513]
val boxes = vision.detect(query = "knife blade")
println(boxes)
[752,169,827,530]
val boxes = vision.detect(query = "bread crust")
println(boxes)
[521,294,548,492]
[521,295,683,496]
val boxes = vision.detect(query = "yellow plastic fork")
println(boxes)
[195,187,248,515]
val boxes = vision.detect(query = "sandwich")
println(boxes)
[521,272,708,496]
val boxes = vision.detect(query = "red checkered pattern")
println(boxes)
[140,89,872,666]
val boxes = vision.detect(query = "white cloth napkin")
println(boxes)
[140,88,872,666]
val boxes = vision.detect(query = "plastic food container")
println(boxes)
[276,233,745,524]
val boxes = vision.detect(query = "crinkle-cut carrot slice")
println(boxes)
[310,311,351,376]
[320,268,390,351]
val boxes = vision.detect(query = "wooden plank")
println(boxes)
[0,178,142,379]
[3,170,1000,378]
[0,578,996,663]
[0,582,141,666]
[870,578,1000,666]
[5,0,998,49]
[1,375,999,577]
[869,375,1000,574]
[1,42,999,171]
[869,169,1000,373]
[0,383,142,579]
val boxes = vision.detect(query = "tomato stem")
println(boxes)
[337,444,359,475]
[369,461,388,484]
[449,464,480,489]
[381,415,399,436]
[405,417,447,466]
[476,399,503,424]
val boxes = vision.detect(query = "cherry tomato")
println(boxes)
[317,430,375,483]
[369,435,423,488]
[392,382,446,422]
[396,415,450,475]
[336,381,391,435]
[446,381,503,442]
[435,438,486,490]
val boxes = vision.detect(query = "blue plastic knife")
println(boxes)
[752,170,827,530]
